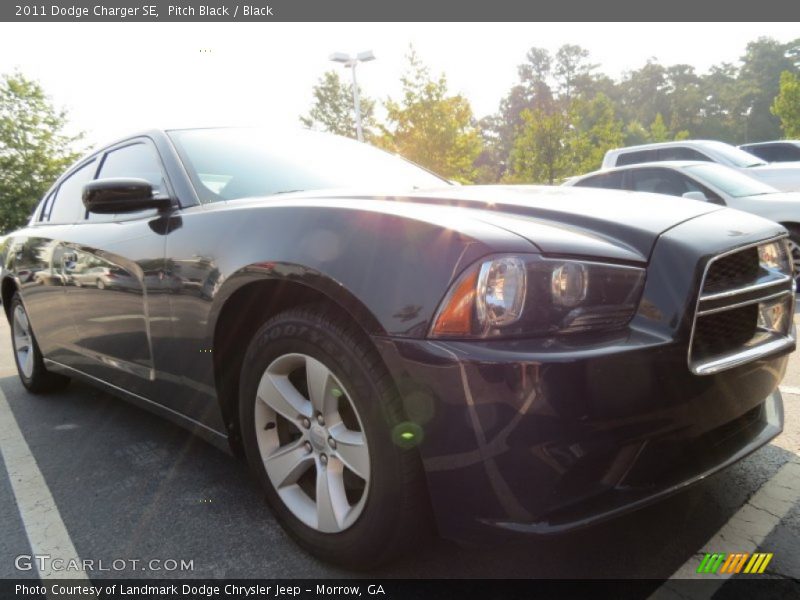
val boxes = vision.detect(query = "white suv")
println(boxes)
[602,140,800,191]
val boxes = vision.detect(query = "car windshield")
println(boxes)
[168,127,449,203]
[701,141,767,168]
[684,163,778,197]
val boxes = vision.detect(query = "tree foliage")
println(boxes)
[299,37,800,184]
[772,70,800,138]
[0,72,83,233]
[564,93,625,175]
[379,48,482,183]
[300,70,377,140]
[508,107,568,184]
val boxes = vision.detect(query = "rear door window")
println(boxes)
[616,150,657,166]
[573,171,625,190]
[657,147,712,161]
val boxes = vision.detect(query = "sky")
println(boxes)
[0,22,798,149]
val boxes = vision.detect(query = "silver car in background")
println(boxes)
[564,160,800,280]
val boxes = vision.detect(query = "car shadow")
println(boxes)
[0,375,795,582]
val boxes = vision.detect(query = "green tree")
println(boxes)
[564,93,624,174]
[0,72,83,233]
[380,48,482,182]
[554,44,596,102]
[649,113,670,142]
[736,37,800,142]
[508,107,568,184]
[772,70,800,138]
[300,70,377,140]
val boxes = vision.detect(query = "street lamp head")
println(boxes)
[329,52,351,64]
[357,50,376,63]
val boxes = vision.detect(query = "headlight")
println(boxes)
[758,239,792,276]
[430,254,646,338]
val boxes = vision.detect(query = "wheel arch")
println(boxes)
[1,276,18,321]
[209,263,389,455]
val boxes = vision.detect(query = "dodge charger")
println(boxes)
[2,127,794,567]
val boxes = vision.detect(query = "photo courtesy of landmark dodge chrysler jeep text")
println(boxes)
[2,127,794,567]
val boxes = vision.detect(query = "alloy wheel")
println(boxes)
[254,353,370,533]
[788,238,800,290]
[12,304,34,379]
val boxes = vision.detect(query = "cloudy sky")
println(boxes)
[1,22,798,149]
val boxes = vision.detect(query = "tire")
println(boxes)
[9,292,70,393]
[239,304,430,569]
[784,226,800,289]
[96,279,105,290]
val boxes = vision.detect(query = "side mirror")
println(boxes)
[83,178,173,214]
[682,191,708,202]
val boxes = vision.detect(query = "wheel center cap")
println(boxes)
[309,425,326,451]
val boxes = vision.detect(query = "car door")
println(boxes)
[11,159,99,365]
[59,139,171,396]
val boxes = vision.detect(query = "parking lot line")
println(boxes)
[651,458,800,598]
[0,386,87,580]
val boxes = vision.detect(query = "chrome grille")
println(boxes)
[689,237,795,375]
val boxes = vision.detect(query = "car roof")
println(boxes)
[606,140,723,154]
[740,140,800,148]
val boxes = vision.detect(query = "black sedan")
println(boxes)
[1,128,794,568]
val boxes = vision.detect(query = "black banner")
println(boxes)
[3,0,800,22]
[2,579,799,600]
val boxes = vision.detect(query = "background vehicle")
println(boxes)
[740,140,800,163]
[601,140,800,191]
[565,160,800,280]
[1,128,793,568]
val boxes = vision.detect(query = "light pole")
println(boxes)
[329,50,375,142]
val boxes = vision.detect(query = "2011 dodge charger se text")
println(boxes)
[2,128,795,568]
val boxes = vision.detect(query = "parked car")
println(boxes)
[564,160,800,282]
[740,140,800,163]
[2,127,794,568]
[601,140,800,191]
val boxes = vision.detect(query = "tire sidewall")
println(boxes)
[10,294,41,390]
[239,311,411,562]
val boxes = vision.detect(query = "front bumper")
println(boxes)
[375,333,786,542]
[374,211,795,542]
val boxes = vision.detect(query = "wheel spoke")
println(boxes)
[22,346,34,375]
[305,356,335,418]
[315,463,348,532]
[256,372,311,422]
[14,335,30,352]
[263,440,313,489]
[330,424,370,480]
[13,309,28,337]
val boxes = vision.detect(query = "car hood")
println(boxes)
[250,185,724,263]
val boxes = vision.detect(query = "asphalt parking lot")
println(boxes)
[0,314,798,592]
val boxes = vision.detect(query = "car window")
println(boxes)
[756,144,800,162]
[47,160,98,224]
[168,128,449,204]
[97,142,165,191]
[616,149,657,166]
[684,163,778,197]
[701,141,766,168]
[657,147,712,161]
[38,190,56,222]
[629,168,694,196]
[88,142,166,221]
[573,171,625,190]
